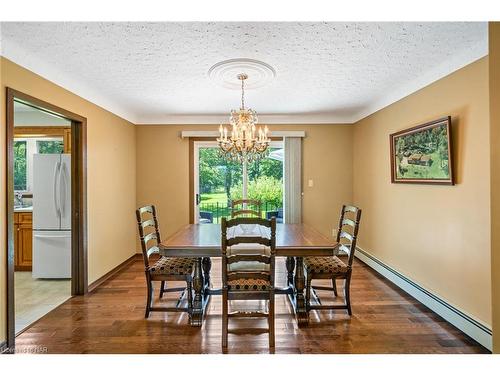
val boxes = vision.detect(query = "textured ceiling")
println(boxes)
[0,22,488,124]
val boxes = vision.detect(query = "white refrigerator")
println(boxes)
[32,154,71,279]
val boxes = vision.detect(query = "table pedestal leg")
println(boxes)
[294,257,309,326]
[202,257,212,289]
[190,258,204,326]
[286,256,295,286]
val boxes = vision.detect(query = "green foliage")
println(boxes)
[37,140,63,154]
[231,176,283,207]
[198,147,283,204]
[14,141,27,191]
[248,149,283,181]
[198,148,242,195]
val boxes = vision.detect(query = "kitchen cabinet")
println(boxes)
[14,126,71,153]
[14,212,33,271]
[63,128,72,153]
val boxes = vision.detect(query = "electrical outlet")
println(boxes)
[332,228,336,237]
[308,179,314,187]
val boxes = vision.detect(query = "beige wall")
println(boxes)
[489,22,500,353]
[136,124,353,241]
[0,57,138,343]
[353,57,491,326]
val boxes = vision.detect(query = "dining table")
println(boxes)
[158,223,339,327]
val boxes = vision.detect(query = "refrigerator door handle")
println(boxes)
[53,161,61,218]
[59,162,65,218]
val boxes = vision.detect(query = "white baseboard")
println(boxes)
[355,247,492,351]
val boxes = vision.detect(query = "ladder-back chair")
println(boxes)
[136,205,196,318]
[303,205,362,316]
[231,199,262,218]
[221,216,276,348]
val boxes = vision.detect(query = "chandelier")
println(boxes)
[217,73,270,163]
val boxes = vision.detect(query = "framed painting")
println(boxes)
[390,117,454,185]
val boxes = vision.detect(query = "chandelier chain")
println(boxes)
[241,77,245,110]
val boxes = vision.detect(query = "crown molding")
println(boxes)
[135,113,355,125]
[0,38,139,123]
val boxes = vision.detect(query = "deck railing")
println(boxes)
[198,201,282,224]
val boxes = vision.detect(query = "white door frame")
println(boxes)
[193,140,284,224]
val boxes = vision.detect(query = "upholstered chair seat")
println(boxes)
[304,256,349,275]
[227,278,271,291]
[149,257,196,276]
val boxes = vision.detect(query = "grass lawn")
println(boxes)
[200,192,228,205]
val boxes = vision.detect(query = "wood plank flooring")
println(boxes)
[14,257,489,354]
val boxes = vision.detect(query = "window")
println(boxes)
[13,137,64,192]
[37,140,63,154]
[14,140,27,191]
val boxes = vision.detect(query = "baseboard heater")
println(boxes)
[355,247,492,351]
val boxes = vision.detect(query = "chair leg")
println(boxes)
[345,276,352,316]
[187,279,193,313]
[268,291,275,348]
[305,274,312,310]
[145,274,153,318]
[159,280,166,299]
[332,277,338,297]
[222,289,228,348]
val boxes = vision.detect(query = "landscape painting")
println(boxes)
[390,117,454,185]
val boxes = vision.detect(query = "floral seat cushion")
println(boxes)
[304,256,349,275]
[149,257,195,275]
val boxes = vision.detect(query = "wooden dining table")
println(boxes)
[159,223,339,327]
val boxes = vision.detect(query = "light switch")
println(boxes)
[308,179,314,187]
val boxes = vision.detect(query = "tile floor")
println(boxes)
[15,272,71,333]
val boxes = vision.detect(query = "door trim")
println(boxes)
[5,88,88,352]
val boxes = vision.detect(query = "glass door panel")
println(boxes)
[194,141,283,223]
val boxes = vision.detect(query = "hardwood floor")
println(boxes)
[15,257,489,354]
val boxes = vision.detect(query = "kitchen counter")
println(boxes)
[14,206,33,212]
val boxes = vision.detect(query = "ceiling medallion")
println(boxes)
[208,58,276,90]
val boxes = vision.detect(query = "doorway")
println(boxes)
[192,140,284,224]
[6,88,88,351]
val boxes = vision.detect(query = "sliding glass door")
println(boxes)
[193,141,283,224]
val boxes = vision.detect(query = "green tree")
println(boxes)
[14,141,27,191]
[37,140,63,154]
[248,156,282,182]
[199,148,224,193]
[199,148,242,200]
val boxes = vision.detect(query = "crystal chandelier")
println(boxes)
[217,73,270,163]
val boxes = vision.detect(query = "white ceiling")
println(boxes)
[0,22,488,124]
[14,101,71,126]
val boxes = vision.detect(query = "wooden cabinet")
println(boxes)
[14,126,72,153]
[63,128,72,153]
[14,212,33,271]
